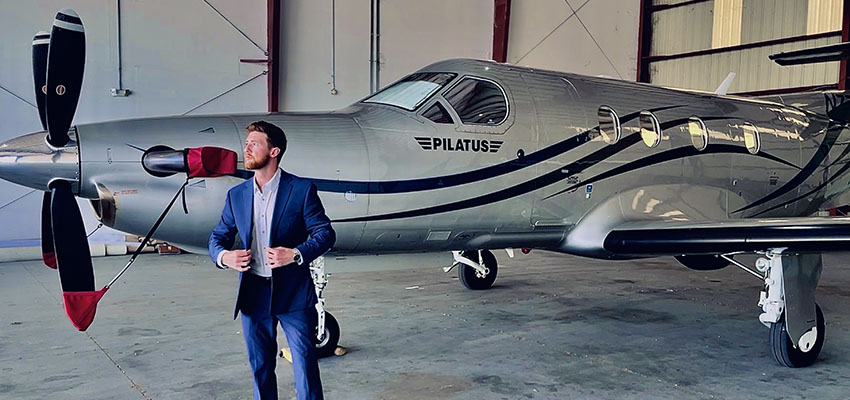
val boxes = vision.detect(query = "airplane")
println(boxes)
[4,8,850,368]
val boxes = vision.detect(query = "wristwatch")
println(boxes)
[293,249,303,265]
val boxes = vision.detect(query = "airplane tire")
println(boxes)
[674,255,729,271]
[769,304,825,368]
[315,311,340,358]
[458,249,497,290]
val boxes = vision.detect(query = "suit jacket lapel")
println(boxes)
[271,171,294,238]
[239,181,253,249]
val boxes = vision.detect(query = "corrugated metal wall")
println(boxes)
[647,0,844,93]
[650,2,714,55]
[740,0,808,43]
[713,0,743,48]
[651,35,841,92]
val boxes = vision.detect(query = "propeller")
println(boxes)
[32,31,49,131]
[33,31,57,270]
[45,8,85,148]
[32,9,101,330]
[28,9,240,331]
[40,192,56,269]
[50,180,95,292]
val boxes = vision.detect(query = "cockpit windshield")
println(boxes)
[362,72,456,111]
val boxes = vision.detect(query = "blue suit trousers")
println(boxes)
[240,274,323,400]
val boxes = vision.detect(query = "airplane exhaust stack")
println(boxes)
[142,146,238,178]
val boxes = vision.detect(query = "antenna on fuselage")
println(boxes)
[714,72,736,95]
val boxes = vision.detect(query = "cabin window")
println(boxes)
[688,117,708,151]
[597,105,621,144]
[422,101,454,124]
[363,72,456,111]
[443,77,508,125]
[639,111,662,148]
[742,122,760,154]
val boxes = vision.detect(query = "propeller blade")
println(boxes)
[50,180,94,292]
[41,191,57,269]
[32,31,50,131]
[45,9,85,148]
[51,180,103,330]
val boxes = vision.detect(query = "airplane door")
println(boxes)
[522,73,587,227]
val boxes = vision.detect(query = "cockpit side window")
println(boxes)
[443,77,508,125]
[422,101,454,124]
[362,72,456,111]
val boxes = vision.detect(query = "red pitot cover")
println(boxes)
[63,287,109,331]
[187,147,237,178]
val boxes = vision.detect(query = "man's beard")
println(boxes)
[245,153,270,170]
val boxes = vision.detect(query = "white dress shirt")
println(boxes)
[218,168,300,275]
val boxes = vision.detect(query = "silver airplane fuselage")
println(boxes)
[1,59,847,258]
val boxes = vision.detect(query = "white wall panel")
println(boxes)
[507,0,639,80]
[380,0,494,85]
[279,0,493,111]
[504,0,574,65]
[279,0,371,111]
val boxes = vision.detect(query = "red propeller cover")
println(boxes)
[42,252,57,269]
[62,287,108,331]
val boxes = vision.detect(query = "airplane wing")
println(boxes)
[603,216,850,256]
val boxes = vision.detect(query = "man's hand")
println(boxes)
[222,249,251,271]
[266,247,296,268]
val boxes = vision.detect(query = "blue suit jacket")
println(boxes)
[208,170,336,319]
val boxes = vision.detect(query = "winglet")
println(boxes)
[715,72,736,95]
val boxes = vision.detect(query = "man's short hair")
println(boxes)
[246,121,287,162]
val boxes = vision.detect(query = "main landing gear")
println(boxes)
[443,249,501,290]
[721,249,825,367]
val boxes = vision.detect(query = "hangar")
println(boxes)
[2,1,850,398]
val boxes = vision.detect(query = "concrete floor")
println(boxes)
[2,250,850,399]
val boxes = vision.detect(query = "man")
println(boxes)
[209,120,335,400]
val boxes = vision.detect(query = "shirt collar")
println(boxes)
[253,167,282,195]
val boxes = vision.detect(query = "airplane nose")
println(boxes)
[0,130,80,192]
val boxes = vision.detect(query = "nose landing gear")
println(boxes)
[279,255,341,360]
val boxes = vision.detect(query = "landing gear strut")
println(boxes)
[723,249,825,367]
[310,256,340,358]
[445,249,499,290]
[281,256,340,360]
